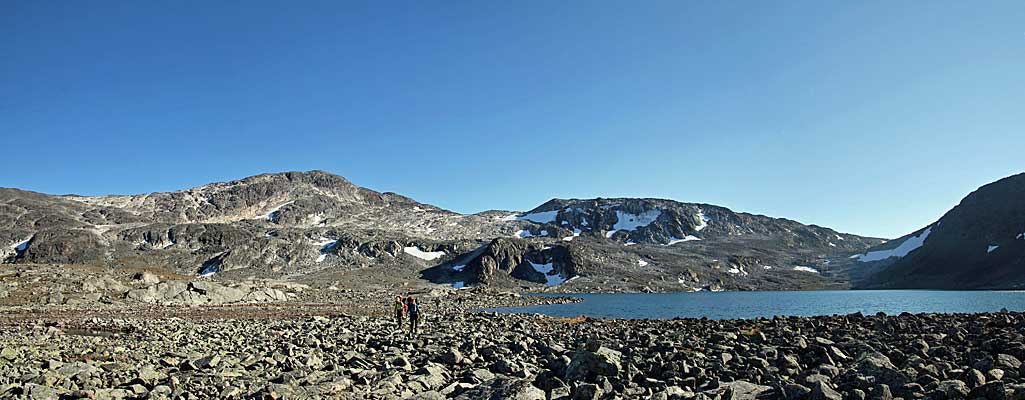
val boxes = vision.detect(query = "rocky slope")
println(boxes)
[3,295,1025,400]
[1,171,881,292]
[854,173,1025,289]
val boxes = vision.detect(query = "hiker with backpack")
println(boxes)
[393,296,406,330]
[406,296,421,337]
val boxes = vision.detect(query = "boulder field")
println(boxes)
[2,296,1025,399]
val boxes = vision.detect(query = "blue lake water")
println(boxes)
[482,290,1025,320]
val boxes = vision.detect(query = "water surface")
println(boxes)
[483,290,1025,320]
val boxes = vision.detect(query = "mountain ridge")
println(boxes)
[2,170,883,292]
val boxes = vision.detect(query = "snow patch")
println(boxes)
[403,246,446,261]
[612,209,662,232]
[1018,233,1023,240]
[499,214,518,221]
[637,259,648,267]
[451,264,466,272]
[855,226,933,262]
[12,237,31,252]
[529,261,565,286]
[792,266,820,273]
[762,266,773,270]
[835,234,844,241]
[452,281,467,289]
[988,245,1000,253]
[666,236,701,245]
[515,230,534,238]
[517,210,559,224]
[259,201,294,222]
[315,254,327,263]
[540,230,548,236]
[694,209,709,231]
[605,230,616,238]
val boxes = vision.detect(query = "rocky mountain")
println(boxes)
[1,170,882,292]
[854,173,1025,289]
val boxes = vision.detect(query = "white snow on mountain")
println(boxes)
[315,254,327,263]
[855,226,933,262]
[694,209,709,231]
[313,238,336,252]
[793,266,820,273]
[727,266,746,275]
[563,228,582,241]
[528,261,565,286]
[666,236,701,245]
[988,245,1000,253]
[259,201,294,222]
[451,264,466,272]
[613,209,662,232]
[515,230,534,238]
[1018,233,1023,240]
[11,238,31,252]
[517,210,559,224]
[762,266,773,270]
[452,281,467,289]
[637,259,648,267]
[403,246,446,261]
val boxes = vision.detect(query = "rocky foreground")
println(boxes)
[2,299,1025,400]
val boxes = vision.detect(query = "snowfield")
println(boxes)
[517,210,559,224]
[528,261,565,286]
[666,236,701,245]
[403,246,446,261]
[988,245,1000,253]
[637,260,648,267]
[514,230,534,238]
[855,226,933,262]
[11,238,31,252]
[258,201,294,222]
[792,266,820,273]
[613,209,662,232]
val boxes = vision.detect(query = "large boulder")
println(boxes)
[454,378,545,400]
[565,344,622,382]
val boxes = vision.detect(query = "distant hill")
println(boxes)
[1,170,881,292]
[855,173,1025,289]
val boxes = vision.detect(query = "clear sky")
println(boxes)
[2,1,1023,239]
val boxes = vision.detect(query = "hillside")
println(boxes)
[855,173,1025,289]
[1,171,881,292]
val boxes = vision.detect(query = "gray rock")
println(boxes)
[565,346,622,382]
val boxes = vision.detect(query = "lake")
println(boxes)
[482,290,1025,320]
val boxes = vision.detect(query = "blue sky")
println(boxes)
[2,1,1023,239]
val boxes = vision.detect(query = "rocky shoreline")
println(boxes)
[1,293,1024,400]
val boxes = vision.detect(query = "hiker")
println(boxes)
[393,296,406,330]
[407,296,421,337]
